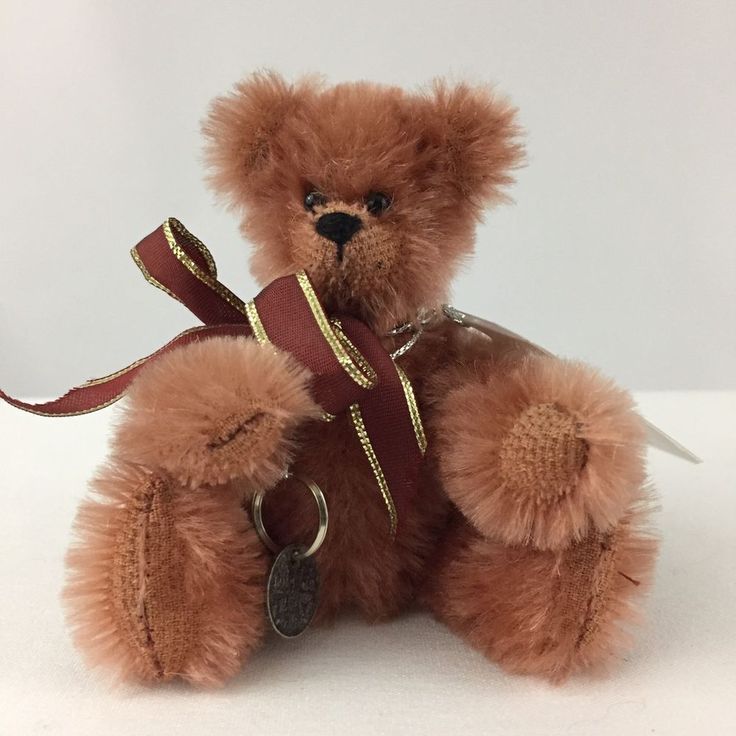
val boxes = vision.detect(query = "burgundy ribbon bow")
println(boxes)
[1,219,426,535]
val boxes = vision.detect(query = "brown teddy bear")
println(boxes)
[62,72,657,686]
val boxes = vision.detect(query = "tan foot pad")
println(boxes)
[499,403,588,502]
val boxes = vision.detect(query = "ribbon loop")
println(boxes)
[132,218,250,325]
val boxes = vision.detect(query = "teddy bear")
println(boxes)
[62,71,657,687]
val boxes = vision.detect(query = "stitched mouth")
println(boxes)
[207,411,269,449]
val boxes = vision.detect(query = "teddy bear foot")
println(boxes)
[112,336,320,492]
[437,355,647,550]
[425,488,658,682]
[64,460,268,686]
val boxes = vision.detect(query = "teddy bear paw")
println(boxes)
[112,336,320,491]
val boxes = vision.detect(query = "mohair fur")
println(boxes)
[64,71,658,687]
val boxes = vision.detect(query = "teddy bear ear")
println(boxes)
[202,71,313,208]
[425,80,525,206]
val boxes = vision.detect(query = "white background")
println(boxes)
[1,1,734,395]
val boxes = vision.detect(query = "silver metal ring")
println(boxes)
[251,472,328,559]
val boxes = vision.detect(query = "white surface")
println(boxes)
[0,391,733,735]
[1,0,735,394]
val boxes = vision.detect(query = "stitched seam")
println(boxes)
[135,480,164,678]
[573,533,616,652]
[207,412,270,449]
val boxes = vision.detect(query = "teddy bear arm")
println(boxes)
[430,348,648,551]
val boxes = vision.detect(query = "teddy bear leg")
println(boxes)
[64,460,269,686]
[436,354,647,550]
[424,491,658,681]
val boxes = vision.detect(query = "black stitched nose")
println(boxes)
[315,212,363,247]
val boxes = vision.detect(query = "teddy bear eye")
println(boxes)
[304,190,327,211]
[365,191,392,215]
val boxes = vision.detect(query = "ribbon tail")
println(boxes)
[0,385,125,417]
[0,324,249,417]
[336,316,426,536]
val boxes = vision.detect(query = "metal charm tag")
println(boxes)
[266,543,320,638]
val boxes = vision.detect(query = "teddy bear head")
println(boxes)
[203,71,523,330]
